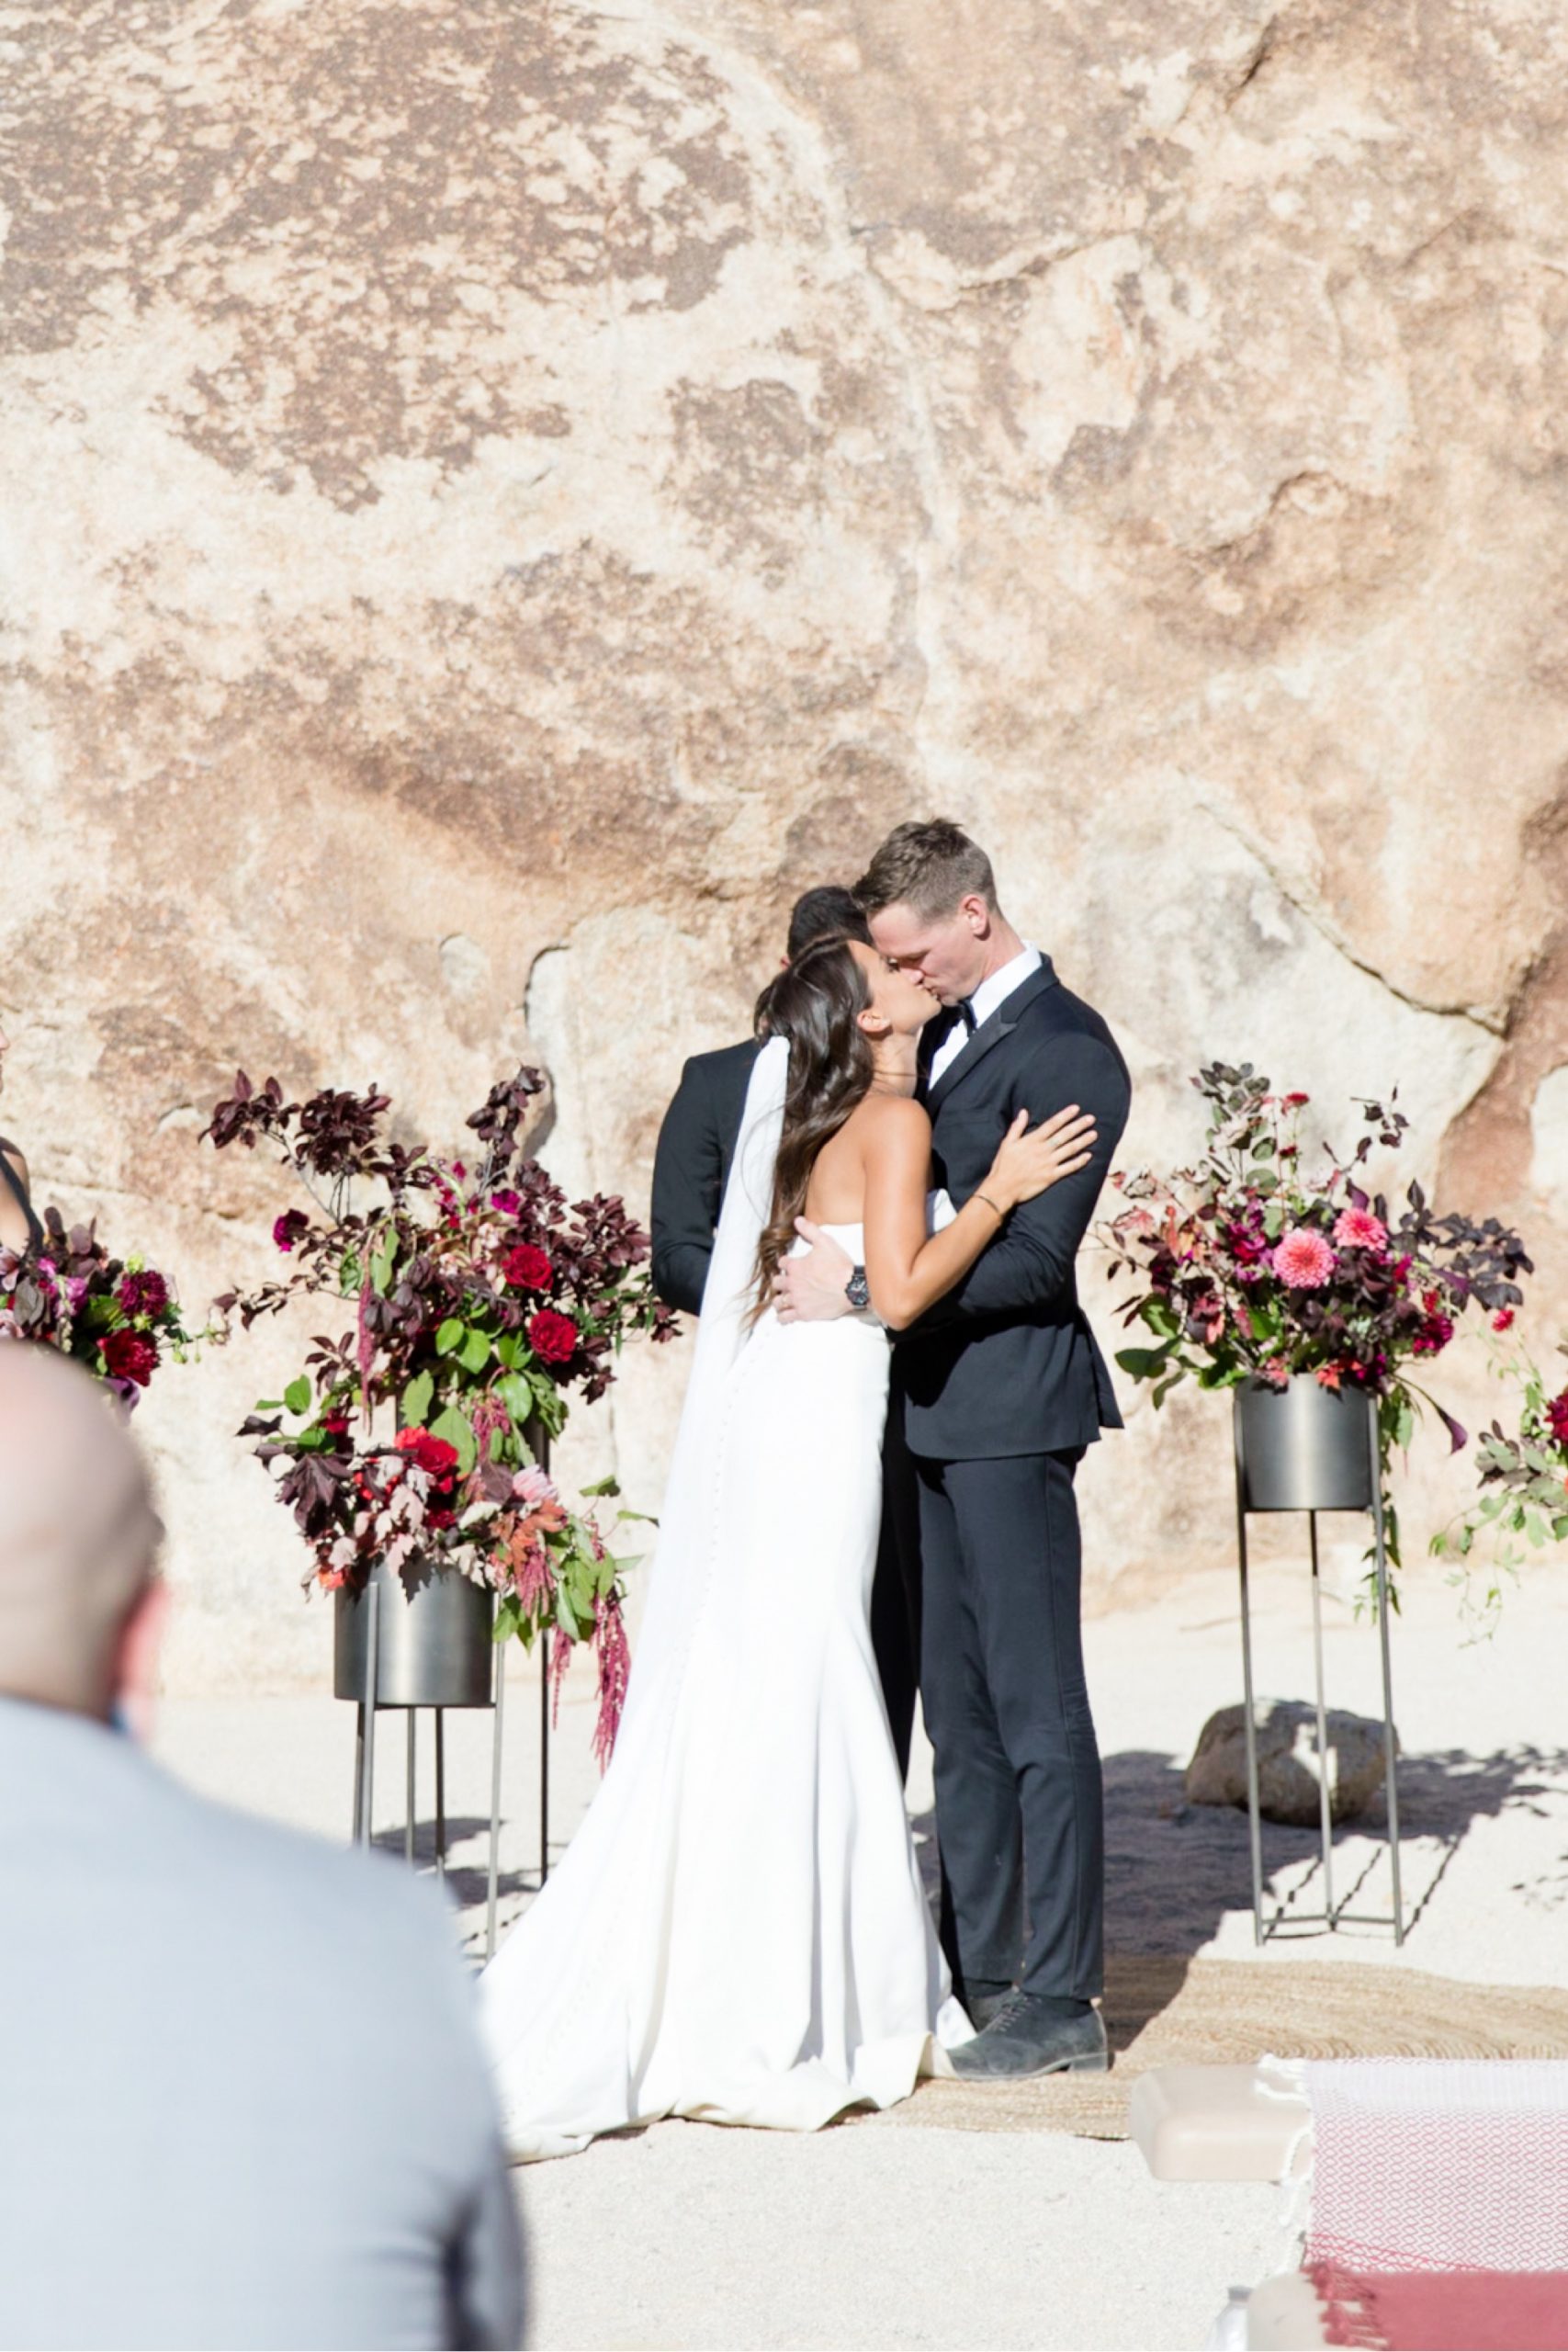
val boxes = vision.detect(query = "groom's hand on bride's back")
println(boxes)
[773,1221,855,1323]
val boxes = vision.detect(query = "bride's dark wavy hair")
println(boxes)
[750,934,875,1314]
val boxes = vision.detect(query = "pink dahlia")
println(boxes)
[1332,1206,1387,1253]
[511,1464,558,1510]
[1271,1227,1336,1289]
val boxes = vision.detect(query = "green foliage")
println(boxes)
[1431,1339,1568,1634]
[429,1402,476,1476]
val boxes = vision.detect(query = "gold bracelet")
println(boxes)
[974,1189,1006,1219]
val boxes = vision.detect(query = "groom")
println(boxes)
[777,820,1131,2080]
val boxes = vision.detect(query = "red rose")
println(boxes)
[101,1329,157,1387]
[394,1426,460,1482]
[527,1308,579,1366]
[502,1243,553,1293]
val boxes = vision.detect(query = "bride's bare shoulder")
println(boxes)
[850,1094,931,1151]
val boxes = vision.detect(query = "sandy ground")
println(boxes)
[152,1554,1568,2350]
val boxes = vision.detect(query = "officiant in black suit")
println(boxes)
[776,820,1131,2082]
[649,887,924,1781]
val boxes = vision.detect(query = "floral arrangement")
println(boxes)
[1101,1063,1531,1570]
[1430,1336,1568,1625]
[0,1208,197,1408]
[207,1066,675,1762]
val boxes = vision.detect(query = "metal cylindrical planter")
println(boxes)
[1234,1376,1375,1513]
[334,1556,495,1708]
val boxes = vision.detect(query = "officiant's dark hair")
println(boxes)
[785,886,871,960]
[750,936,874,1315]
[854,819,998,919]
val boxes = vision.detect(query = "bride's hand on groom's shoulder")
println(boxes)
[987,1103,1099,1210]
[773,1221,855,1325]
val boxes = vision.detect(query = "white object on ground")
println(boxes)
[1130,2064,1312,2183]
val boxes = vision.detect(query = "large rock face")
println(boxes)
[3,0,1565,1686]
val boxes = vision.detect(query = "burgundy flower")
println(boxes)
[272,1211,309,1255]
[1413,1313,1455,1357]
[502,1243,553,1293]
[527,1308,579,1366]
[1493,1308,1516,1332]
[1546,1389,1568,1450]
[117,1269,169,1319]
[101,1329,157,1387]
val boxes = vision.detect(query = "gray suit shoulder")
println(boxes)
[681,1035,761,1088]
[1031,979,1129,1079]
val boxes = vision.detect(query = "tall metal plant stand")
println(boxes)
[344,1425,556,1962]
[1233,1381,1404,1946]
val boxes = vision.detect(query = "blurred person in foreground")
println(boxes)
[0,1345,524,2352]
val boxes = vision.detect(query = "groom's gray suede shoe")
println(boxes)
[956,1986,1015,2037]
[948,1993,1110,2080]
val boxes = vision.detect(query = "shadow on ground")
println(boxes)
[915,1744,1568,2055]
[1100,1743,1568,1958]
[368,1813,536,1920]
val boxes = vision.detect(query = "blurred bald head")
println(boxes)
[0,1346,161,1717]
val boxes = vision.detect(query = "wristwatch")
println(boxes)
[845,1265,871,1311]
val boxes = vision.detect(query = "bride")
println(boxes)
[480,933,1097,2159]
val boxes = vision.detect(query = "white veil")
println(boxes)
[617,1036,788,1726]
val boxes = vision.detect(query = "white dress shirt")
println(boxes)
[928,944,1043,1086]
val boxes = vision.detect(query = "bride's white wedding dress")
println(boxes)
[480,1038,968,2159]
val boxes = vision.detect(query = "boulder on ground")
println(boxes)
[1185,1701,1397,1826]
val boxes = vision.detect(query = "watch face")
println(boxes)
[846,1269,871,1309]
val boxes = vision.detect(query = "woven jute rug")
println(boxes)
[845,1957,1568,2141]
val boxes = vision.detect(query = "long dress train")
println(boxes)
[479,1038,967,2159]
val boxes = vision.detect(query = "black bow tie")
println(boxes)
[957,1000,977,1035]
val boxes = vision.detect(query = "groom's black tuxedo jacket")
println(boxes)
[898,957,1131,1462]
[650,1037,761,1315]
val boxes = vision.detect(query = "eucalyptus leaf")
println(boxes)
[435,1317,466,1357]
[458,1327,491,1376]
[400,1370,434,1428]
[283,1375,312,1416]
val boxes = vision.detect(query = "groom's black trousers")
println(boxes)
[872,1405,922,1785]
[915,1447,1104,2003]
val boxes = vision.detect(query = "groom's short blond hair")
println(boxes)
[854,820,998,920]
